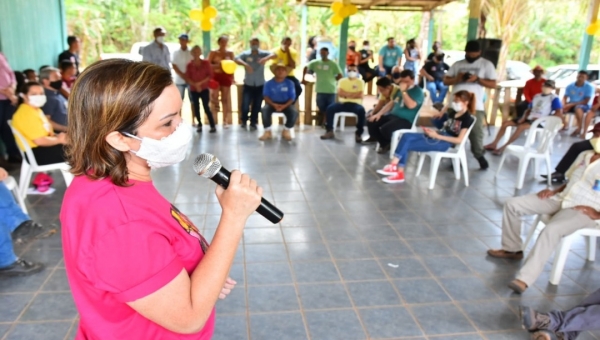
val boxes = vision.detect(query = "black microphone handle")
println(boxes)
[209,167,284,224]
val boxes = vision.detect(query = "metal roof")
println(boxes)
[297,0,457,12]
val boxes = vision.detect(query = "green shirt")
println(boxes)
[390,86,424,122]
[307,59,342,94]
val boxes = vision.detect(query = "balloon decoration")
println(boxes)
[329,1,358,26]
[586,22,600,35]
[189,6,219,31]
[221,60,237,75]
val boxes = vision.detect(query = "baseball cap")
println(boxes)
[465,40,480,52]
[543,80,556,89]
[178,33,189,40]
[589,122,600,134]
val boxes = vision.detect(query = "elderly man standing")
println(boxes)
[0,53,21,165]
[40,67,68,133]
[142,27,171,70]
[488,144,600,294]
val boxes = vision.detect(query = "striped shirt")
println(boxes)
[554,151,600,211]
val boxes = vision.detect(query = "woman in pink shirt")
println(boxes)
[61,59,262,339]
[186,45,216,133]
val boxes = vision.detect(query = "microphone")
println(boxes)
[193,153,284,224]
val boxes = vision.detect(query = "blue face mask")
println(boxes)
[250,45,259,51]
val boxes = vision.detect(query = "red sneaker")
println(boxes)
[383,171,405,183]
[376,164,398,175]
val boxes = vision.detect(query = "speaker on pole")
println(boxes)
[478,38,502,68]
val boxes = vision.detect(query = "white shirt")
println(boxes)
[141,41,171,70]
[171,48,193,85]
[555,151,600,212]
[446,58,497,111]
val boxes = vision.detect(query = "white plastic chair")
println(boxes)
[522,214,600,285]
[495,116,563,190]
[3,176,27,214]
[8,120,73,198]
[272,113,295,138]
[332,112,357,132]
[388,109,422,159]
[415,116,476,190]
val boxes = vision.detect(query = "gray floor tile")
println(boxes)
[407,238,454,256]
[250,312,307,340]
[368,239,414,258]
[410,303,477,335]
[305,310,366,340]
[244,244,288,262]
[216,285,247,314]
[328,241,374,259]
[337,259,386,281]
[460,300,521,331]
[282,227,323,243]
[393,223,436,239]
[287,242,332,261]
[320,227,362,242]
[41,268,71,292]
[4,321,72,340]
[0,268,52,293]
[244,228,284,243]
[292,261,341,283]
[297,283,352,310]
[213,314,248,340]
[380,257,431,279]
[0,293,34,322]
[347,281,401,307]
[20,292,78,321]
[440,276,497,301]
[428,335,484,340]
[483,331,530,340]
[394,278,452,304]
[423,256,474,277]
[246,262,293,285]
[247,285,299,312]
[359,306,423,338]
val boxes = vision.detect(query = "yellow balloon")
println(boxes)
[201,19,212,31]
[348,4,358,15]
[331,15,343,25]
[339,5,351,18]
[203,6,218,19]
[330,1,343,13]
[221,60,236,74]
[586,22,600,35]
[189,8,204,21]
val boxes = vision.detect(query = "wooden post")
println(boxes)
[579,0,600,70]
[467,0,481,41]
[338,17,349,74]
[304,82,314,125]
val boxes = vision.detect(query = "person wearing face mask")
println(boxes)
[367,71,424,154]
[60,59,262,339]
[488,139,600,295]
[185,45,216,133]
[403,39,420,80]
[377,90,476,183]
[141,27,171,70]
[444,40,497,170]
[358,40,376,82]
[426,41,442,61]
[23,69,37,83]
[11,82,68,166]
[39,67,68,133]
[208,35,236,128]
[266,37,302,101]
[321,64,365,142]
[235,37,274,130]
[59,60,77,99]
[421,51,450,105]
[302,47,343,125]
[484,80,563,155]
[390,66,403,86]
[346,40,360,67]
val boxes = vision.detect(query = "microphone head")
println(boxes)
[193,153,222,178]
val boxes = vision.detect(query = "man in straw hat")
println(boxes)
[258,63,298,142]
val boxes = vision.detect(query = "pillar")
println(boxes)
[338,17,349,74]
[579,0,600,70]
[427,11,435,53]
[300,4,308,69]
[467,0,481,41]
[202,0,211,57]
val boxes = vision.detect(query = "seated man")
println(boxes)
[420,51,449,105]
[519,290,600,340]
[0,167,52,277]
[377,37,403,78]
[543,122,600,183]
[577,88,600,139]
[484,80,562,155]
[563,70,594,136]
[358,40,376,82]
[259,63,298,142]
[366,71,424,154]
[59,60,77,99]
[320,64,366,142]
[488,145,600,294]
[516,65,545,119]
[390,66,403,86]
[39,67,68,133]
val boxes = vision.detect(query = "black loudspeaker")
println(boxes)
[478,38,502,68]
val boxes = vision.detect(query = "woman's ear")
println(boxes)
[105,131,132,152]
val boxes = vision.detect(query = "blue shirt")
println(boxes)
[263,78,295,104]
[236,49,272,86]
[379,45,403,67]
[42,88,68,127]
[565,81,594,105]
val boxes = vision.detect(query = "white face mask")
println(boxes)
[125,122,192,169]
[28,95,47,108]
[451,102,465,112]
[364,45,370,50]
[156,36,165,44]
[541,87,553,95]
[347,71,358,78]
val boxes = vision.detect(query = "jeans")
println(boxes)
[0,182,29,268]
[325,102,366,135]
[316,93,336,114]
[175,84,190,100]
[0,100,19,159]
[367,115,413,147]
[547,287,600,340]
[375,65,394,77]
[287,76,302,101]
[261,104,298,129]
[555,140,593,174]
[425,80,448,104]
[241,85,263,126]
[190,90,215,128]
[394,133,452,167]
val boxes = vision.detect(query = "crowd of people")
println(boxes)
[1,28,600,340]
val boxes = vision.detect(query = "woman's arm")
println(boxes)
[33,133,66,146]
[434,127,468,145]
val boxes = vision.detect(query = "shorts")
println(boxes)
[213,72,234,87]
[567,104,591,113]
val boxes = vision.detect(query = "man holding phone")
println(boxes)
[443,40,497,170]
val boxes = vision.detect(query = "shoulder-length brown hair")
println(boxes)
[66,59,173,186]
[453,90,477,114]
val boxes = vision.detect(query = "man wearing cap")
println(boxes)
[142,27,170,70]
[543,123,600,183]
[516,65,546,119]
[171,34,193,100]
[487,141,600,294]
[484,79,563,154]
[258,63,297,142]
[444,40,497,170]
[235,37,274,130]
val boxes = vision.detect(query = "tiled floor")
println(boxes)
[2,124,600,340]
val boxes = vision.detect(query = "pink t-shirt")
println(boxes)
[60,176,215,340]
